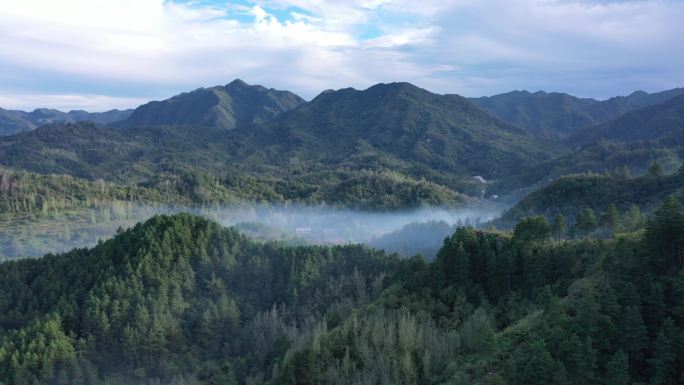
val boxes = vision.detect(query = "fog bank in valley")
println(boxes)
[0,202,505,260]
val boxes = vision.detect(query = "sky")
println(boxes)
[0,0,683,111]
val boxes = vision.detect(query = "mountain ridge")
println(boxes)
[568,93,684,146]
[471,86,684,138]
[116,79,305,130]
[0,107,133,136]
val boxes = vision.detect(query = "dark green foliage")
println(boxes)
[272,198,684,385]
[576,208,598,238]
[600,204,621,236]
[513,216,551,243]
[494,140,683,194]
[552,213,566,241]
[499,170,684,227]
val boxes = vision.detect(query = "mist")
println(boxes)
[0,202,505,261]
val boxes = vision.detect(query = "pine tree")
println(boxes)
[576,208,597,239]
[604,350,630,385]
[552,213,566,242]
[649,325,675,385]
[600,204,621,237]
[624,205,644,232]
[454,242,470,285]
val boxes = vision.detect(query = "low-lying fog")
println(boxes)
[0,202,505,261]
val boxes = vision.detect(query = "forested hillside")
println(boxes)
[250,82,562,180]
[276,197,684,385]
[0,214,400,384]
[498,164,684,227]
[1,198,682,385]
[493,140,683,194]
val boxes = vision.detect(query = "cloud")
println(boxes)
[0,0,682,110]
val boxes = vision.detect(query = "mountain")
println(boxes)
[66,108,133,124]
[247,82,564,179]
[0,107,133,136]
[568,93,684,147]
[117,79,305,129]
[471,87,684,138]
[0,108,34,135]
[471,90,598,138]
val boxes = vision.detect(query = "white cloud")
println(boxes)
[0,0,682,110]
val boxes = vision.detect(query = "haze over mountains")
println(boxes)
[470,87,684,139]
[0,107,132,136]
[568,93,684,146]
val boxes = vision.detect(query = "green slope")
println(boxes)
[497,169,684,227]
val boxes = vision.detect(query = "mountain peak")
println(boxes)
[366,82,426,95]
[226,79,249,89]
[118,81,305,130]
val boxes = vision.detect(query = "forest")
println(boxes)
[0,196,682,385]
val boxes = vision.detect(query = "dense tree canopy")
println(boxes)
[0,196,682,384]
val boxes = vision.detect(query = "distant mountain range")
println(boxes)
[0,82,562,180]
[4,82,683,140]
[0,79,683,210]
[0,107,132,136]
[568,93,684,146]
[470,87,684,138]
